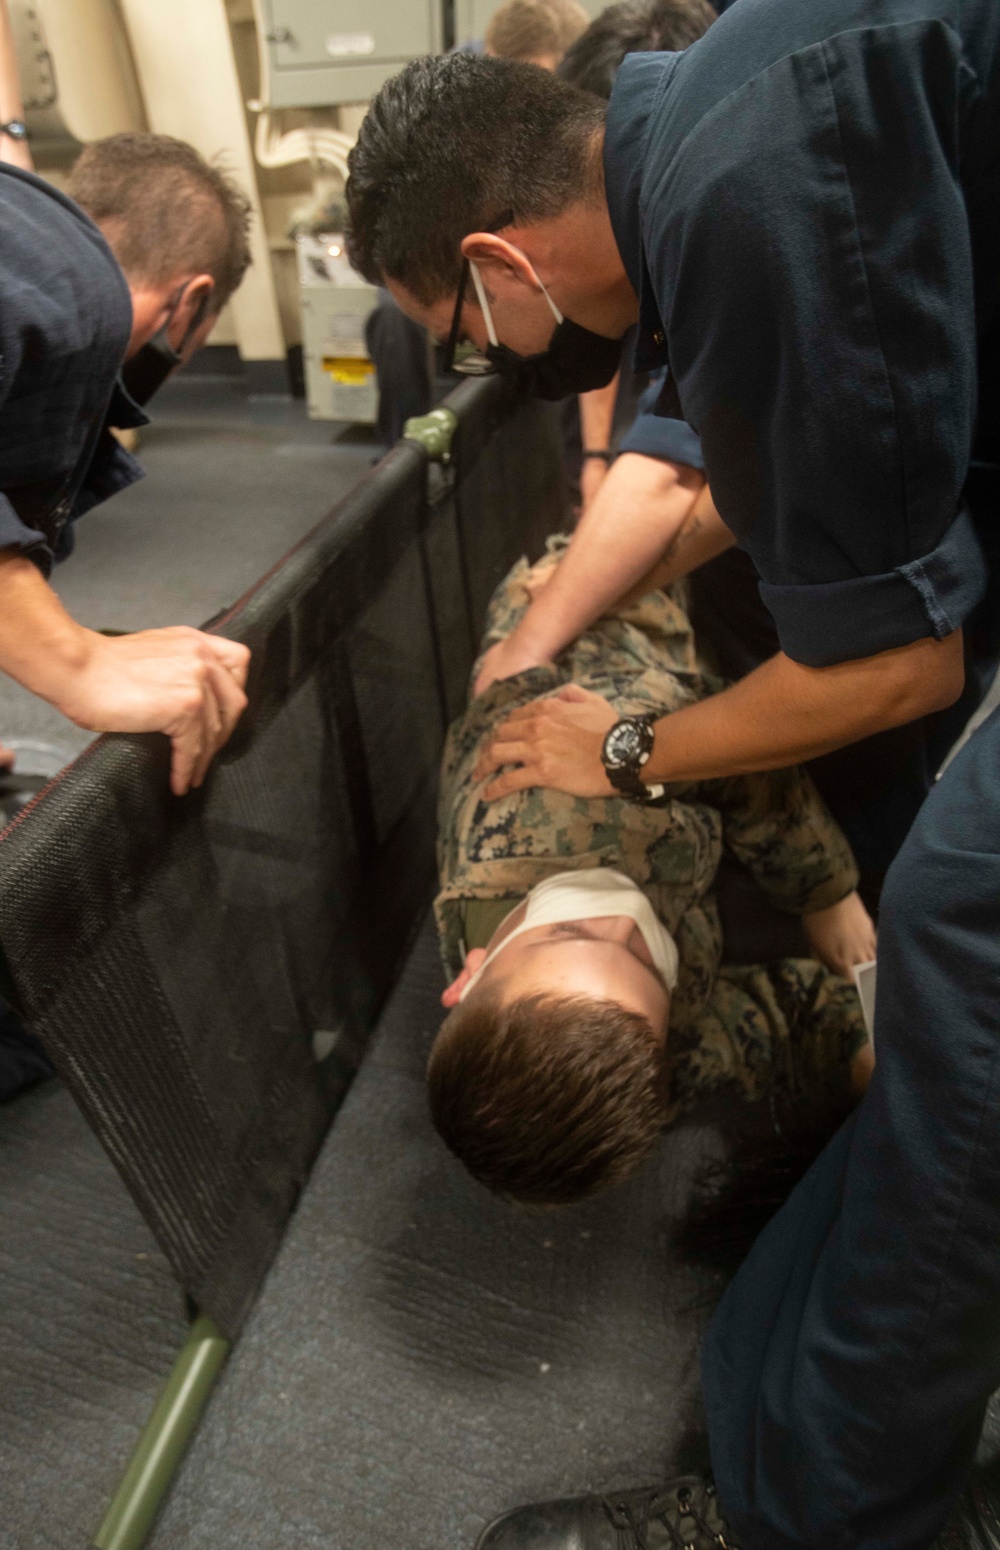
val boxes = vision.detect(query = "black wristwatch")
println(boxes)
[601,713,666,802]
[0,120,28,142]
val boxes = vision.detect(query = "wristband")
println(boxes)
[582,449,614,463]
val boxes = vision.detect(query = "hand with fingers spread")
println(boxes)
[473,683,620,800]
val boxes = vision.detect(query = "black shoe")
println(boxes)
[475,1476,739,1550]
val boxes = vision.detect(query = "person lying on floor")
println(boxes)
[429,540,876,1205]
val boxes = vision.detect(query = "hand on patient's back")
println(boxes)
[474,683,617,800]
[803,889,877,979]
[472,558,566,696]
[474,634,556,697]
[61,627,251,797]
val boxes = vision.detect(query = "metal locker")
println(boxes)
[259,0,443,106]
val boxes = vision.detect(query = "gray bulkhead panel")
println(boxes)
[261,0,443,106]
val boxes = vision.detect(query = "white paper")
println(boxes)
[852,959,877,1039]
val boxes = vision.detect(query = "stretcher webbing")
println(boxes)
[0,378,566,1336]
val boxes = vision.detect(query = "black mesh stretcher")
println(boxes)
[0,379,566,1546]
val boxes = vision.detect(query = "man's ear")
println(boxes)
[460,233,541,293]
[441,947,488,1008]
[170,275,216,355]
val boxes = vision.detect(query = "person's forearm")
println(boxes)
[512,453,704,660]
[645,630,966,782]
[0,552,92,706]
[0,2,32,172]
[619,483,734,602]
[577,376,620,509]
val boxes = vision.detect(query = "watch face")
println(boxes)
[605,721,644,768]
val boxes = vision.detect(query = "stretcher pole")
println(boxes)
[93,1316,230,1550]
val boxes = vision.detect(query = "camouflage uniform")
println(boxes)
[435,542,868,1116]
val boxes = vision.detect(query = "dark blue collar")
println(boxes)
[604,51,680,373]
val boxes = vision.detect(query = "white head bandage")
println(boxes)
[460,868,679,1002]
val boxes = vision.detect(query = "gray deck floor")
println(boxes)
[0,1080,187,1550]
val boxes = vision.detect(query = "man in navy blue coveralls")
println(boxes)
[590,19,1000,1545]
[346,2,1000,1546]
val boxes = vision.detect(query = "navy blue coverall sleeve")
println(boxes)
[0,315,51,562]
[655,19,987,666]
[620,409,706,471]
[618,372,706,469]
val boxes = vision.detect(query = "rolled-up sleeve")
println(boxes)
[654,19,983,665]
[758,505,986,668]
[0,492,47,563]
[620,411,706,470]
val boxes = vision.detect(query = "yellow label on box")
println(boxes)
[322,356,375,385]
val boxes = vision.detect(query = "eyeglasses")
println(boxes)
[441,210,515,376]
[442,259,497,377]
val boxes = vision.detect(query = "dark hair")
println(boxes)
[485,0,590,62]
[427,989,666,1205]
[346,54,604,305]
[68,133,252,309]
[558,0,715,100]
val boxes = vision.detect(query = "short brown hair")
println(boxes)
[427,989,666,1205]
[485,0,590,61]
[68,133,252,309]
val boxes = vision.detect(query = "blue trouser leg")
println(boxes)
[703,706,1000,1550]
[364,290,433,447]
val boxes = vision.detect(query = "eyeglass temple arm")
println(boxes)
[443,259,470,373]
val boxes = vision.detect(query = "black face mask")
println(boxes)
[443,257,625,401]
[120,324,182,407]
[120,285,213,407]
[483,317,624,401]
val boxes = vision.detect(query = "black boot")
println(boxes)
[475,1476,739,1550]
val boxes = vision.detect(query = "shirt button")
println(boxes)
[652,329,665,346]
